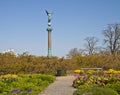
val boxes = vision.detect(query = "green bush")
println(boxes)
[73,87,118,95]
[0,81,10,94]
[105,81,120,94]
[38,74,55,83]
[0,74,55,95]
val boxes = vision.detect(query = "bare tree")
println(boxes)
[84,37,99,55]
[66,48,82,58]
[103,23,120,54]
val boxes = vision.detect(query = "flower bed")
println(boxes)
[73,69,120,95]
[0,74,55,95]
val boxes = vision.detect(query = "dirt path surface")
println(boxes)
[39,76,76,95]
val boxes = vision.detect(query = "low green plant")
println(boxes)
[37,74,55,83]
[0,74,55,95]
[105,81,120,94]
[73,87,118,95]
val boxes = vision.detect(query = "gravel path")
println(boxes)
[39,76,76,95]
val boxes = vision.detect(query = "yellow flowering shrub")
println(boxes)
[117,71,120,74]
[86,70,94,74]
[74,69,84,74]
[0,74,21,83]
[0,74,19,79]
[105,69,120,74]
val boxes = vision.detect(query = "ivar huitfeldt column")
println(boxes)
[46,10,52,57]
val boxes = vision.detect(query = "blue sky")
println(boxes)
[0,0,120,57]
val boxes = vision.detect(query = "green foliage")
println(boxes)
[73,87,118,95]
[0,53,78,75]
[71,54,120,70]
[0,81,6,93]
[36,74,55,83]
[0,74,55,95]
[105,81,120,94]
[1,52,120,75]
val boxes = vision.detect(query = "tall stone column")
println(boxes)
[46,10,52,57]
[47,27,52,57]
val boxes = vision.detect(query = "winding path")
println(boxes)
[39,76,76,95]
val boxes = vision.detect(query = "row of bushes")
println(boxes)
[1,52,120,75]
[71,54,120,70]
[0,52,77,75]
